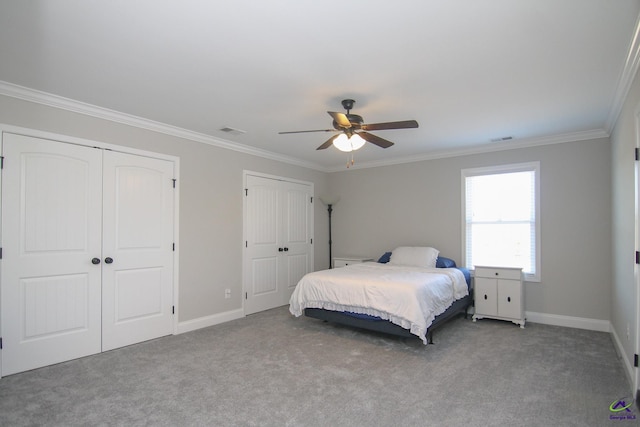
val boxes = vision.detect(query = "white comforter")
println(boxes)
[289,263,469,344]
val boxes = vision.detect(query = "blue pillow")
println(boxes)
[436,256,457,268]
[379,252,457,267]
[377,252,392,263]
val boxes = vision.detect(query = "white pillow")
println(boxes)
[389,246,439,268]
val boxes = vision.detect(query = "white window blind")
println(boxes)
[463,162,540,281]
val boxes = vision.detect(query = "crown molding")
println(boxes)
[605,11,640,133]
[326,128,610,172]
[0,81,328,172]
[0,80,613,174]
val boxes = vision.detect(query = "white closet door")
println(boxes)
[101,151,175,351]
[280,181,313,305]
[244,175,284,314]
[244,174,312,314]
[1,134,103,376]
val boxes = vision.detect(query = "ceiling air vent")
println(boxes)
[219,127,246,136]
[490,136,513,142]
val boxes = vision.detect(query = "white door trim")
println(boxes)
[634,110,640,399]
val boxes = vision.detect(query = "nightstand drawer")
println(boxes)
[475,266,522,281]
[333,256,374,268]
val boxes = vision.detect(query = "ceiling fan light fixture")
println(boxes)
[333,133,365,152]
[333,133,353,152]
[350,133,366,150]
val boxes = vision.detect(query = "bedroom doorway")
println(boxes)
[0,130,178,376]
[243,172,313,315]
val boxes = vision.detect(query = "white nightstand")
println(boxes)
[333,256,374,268]
[472,266,525,328]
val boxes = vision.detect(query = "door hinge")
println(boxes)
[310,238,313,244]
[635,353,638,367]
[172,179,176,188]
[245,292,248,300]
[636,251,639,264]
[636,148,639,161]
[310,196,313,203]
[0,337,3,350]
[245,241,248,248]
[0,247,2,260]
[245,188,248,196]
[0,156,4,169]
[172,243,175,251]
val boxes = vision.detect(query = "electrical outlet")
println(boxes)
[225,288,231,299]
[627,323,630,341]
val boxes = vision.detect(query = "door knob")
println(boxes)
[104,257,114,264]
[91,258,101,265]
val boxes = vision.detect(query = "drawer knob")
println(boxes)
[507,296,511,302]
[484,294,487,300]
[495,272,499,276]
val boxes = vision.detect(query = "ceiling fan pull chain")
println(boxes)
[346,152,354,168]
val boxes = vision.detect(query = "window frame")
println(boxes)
[461,161,541,282]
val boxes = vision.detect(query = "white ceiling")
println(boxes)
[1,0,639,171]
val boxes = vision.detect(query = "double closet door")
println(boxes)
[1,133,175,376]
[244,173,313,315]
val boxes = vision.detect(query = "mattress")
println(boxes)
[289,262,469,344]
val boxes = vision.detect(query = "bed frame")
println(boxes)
[303,269,473,344]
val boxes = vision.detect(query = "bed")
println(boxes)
[289,247,473,344]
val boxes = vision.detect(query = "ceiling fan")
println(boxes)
[278,99,419,152]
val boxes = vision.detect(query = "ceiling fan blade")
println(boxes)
[358,131,394,148]
[317,134,340,150]
[279,129,336,134]
[361,120,419,131]
[328,111,352,129]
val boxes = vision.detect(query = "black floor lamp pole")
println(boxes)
[320,196,339,269]
[327,203,333,268]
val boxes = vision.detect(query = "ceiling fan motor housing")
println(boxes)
[341,99,355,111]
[333,114,363,130]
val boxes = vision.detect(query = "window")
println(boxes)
[462,162,540,282]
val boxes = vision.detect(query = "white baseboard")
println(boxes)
[176,308,245,334]
[610,326,635,392]
[525,311,611,332]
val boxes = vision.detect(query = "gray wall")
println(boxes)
[327,138,612,321]
[611,66,640,376]
[0,91,616,333]
[0,94,330,323]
